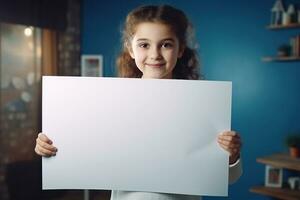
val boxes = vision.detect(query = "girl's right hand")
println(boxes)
[35,133,57,157]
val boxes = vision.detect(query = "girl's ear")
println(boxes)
[178,45,185,58]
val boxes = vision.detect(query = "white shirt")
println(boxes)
[111,159,242,200]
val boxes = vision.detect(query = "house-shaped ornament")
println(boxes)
[287,4,297,23]
[271,0,285,25]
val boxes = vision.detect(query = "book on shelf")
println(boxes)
[290,35,300,57]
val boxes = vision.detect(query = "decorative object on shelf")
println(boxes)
[287,4,297,24]
[251,153,300,199]
[271,0,285,26]
[265,165,283,188]
[277,44,291,57]
[283,12,291,25]
[263,1,300,63]
[282,3,296,25]
[288,177,300,190]
[285,134,300,158]
[81,54,103,77]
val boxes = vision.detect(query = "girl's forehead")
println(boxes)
[135,22,171,30]
[133,22,176,38]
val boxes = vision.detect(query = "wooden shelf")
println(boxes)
[250,186,300,200]
[256,153,300,171]
[262,56,300,62]
[267,23,300,30]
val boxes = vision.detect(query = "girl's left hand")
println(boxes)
[218,131,242,165]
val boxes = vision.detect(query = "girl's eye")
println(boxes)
[138,43,149,48]
[162,42,173,48]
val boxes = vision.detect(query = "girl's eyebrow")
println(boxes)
[136,38,175,42]
[136,38,149,42]
[161,38,175,42]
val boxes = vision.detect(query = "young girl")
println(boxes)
[35,4,242,200]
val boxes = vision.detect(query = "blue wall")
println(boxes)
[82,0,300,199]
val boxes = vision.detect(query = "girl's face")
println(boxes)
[129,22,184,79]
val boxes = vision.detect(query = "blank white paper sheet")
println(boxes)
[42,76,232,196]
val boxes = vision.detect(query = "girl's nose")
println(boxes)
[149,47,162,60]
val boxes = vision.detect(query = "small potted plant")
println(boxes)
[285,134,300,158]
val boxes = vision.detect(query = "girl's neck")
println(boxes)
[141,73,173,79]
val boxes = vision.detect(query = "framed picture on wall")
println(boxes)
[81,55,103,77]
[265,165,283,188]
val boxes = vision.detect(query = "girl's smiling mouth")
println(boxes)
[146,63,165,67]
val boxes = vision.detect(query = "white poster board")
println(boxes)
[42,76,232,196]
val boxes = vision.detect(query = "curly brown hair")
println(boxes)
[116,4,200,80]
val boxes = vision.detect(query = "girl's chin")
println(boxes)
[142,72,172,79]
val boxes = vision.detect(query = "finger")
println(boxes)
[35,146,47,156]
[218,143,241,155]
[224,130,238,135]
[218,135,241,144]
[218,139,242,147]
[38,133,53,144]
[218,136,242,148]
[36,145,56,156]
[219,143,241,155]
[36,138,57,152]
[218,138,241,148]
[35,146,50,157]
[219,131,240,138]
[219,132,240,141]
